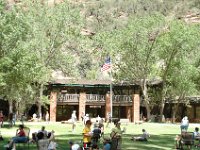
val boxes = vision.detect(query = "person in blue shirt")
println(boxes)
[103,137,111,150]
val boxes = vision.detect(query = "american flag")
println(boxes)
[101,57,111,72]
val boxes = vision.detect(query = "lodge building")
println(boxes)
[49,79,141,122]
[48,78,200,123]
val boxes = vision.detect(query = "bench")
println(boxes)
[61,120,73,124]
[135,120,143,125]
[120,119,130,125]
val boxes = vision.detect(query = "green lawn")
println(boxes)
[0,121,199,150]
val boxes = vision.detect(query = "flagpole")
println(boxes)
[110,57,113,120]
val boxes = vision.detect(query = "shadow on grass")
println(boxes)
[123,134,177,150]
[56,133,178,150]
[0,132,178,150]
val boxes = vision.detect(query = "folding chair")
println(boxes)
[180,132,194,150]
[15,127,30,149]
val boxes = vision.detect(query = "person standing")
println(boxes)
[180,116,189,132]
[71,110,77,133]
[84,114,90,125]
[110,119,125,150]
[0,110,4,128]
[106,112,111,128]
[81,111,85,125]
[82,120,93,150]
[12,113,16,126]
[45,111,49,123]
[21,113,25,125]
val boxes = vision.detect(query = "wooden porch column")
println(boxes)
[50,90,58,122]
[132,90,140,123]
[105,92,111,121]
[79,92,86,121]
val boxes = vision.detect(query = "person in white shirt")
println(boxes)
[69,141,82,150]
[38,126,48,138]
[71,110,77,133]
[194,127,200,139]
[131,129,150,141]
[180,116,189,132]
[37,130,56,150]
[84,114,90,125]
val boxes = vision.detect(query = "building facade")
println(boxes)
[49,79,141,122]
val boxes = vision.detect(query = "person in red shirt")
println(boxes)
[0,110,4,128]
[4,125,28,150]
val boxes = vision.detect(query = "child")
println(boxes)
[82,120,93,150]
[194,127,200,138]
[131,129,150,141]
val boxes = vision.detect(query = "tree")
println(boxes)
[19,1,81,118]
[0,1,82,116]
[155,20,200,121]
[0,1,37,114]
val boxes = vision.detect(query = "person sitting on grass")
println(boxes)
[131,129,150,141]
[4,124,28,150]
[69,141,82,150]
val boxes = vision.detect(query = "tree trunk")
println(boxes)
[141,79,151,120]
[144,101,151,120]
[159,102,165,122]
[8,100,13,114]
[38,84,44,121]
[172,104,179,123]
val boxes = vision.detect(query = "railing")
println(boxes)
[57,94,79,102]
[113,95,132,102]
[86,94,105,102]
[57,94,132,103]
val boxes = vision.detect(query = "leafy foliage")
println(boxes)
[0,0,200,117]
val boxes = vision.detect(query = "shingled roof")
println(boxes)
[51,79,111,85]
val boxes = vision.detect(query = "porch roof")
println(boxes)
[49,78,161,87]
[50,79,112,85]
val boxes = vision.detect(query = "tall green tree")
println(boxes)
[95,14,167,119]
[0,1,37,114]
[155,20,200,121]
[19,1,81,117]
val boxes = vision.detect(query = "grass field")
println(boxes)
[0,121,199,150]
